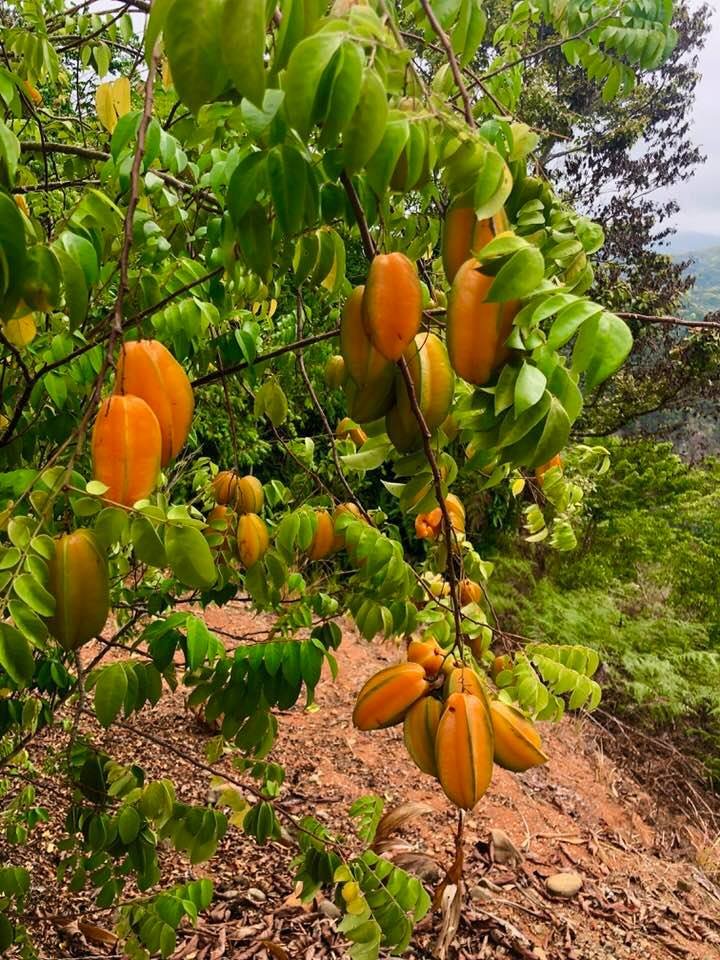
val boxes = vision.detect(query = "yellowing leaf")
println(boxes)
[511,478,526,496]
[22,80,42,105]
[14,195,29,217]
[267,298,277,318]
[96,82,117,132]
[96,77,131,132]
[3,315,36,348]
[111,76,131,118]
[162,58,173,91]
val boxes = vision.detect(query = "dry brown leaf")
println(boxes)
[435,881,463,960]
[173,934,199,959]
[373,801,434,845]
[389,850,442,883]
[491,828,524,868]
[77,921,118,945]
[261,940,289,960]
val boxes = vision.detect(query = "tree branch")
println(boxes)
[417,0,475,128]
[0,267,222,448]
[477,10,620,83]
[191,329,340,388]
[398,357,465,649]
[340,170,376,259]
[65,46,160,475]
[341,168,466,650]
[295,292,371,520]
[19,141,221,211]
[617,311,720,331]
[13,178,101,193]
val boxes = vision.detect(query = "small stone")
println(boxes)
[319,899,341,920]
[469,884,492,903]
[546,872,583,898]
[246,887,267,904]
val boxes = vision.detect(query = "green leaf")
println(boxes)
[546,365,583,422]
[341,439,392,472]
[0,913,13,951]
[131,517,167,567]
[241,89,285,140]
[255,380,288,427]
[95,663,128,728]
[365,119,409,197]
[268,145,306,235]
[514,362,547,417]
[95,507,128,550]
[285,32,344,139]
[573,312,633,390]
[145,0,176,61]
[221,0,266,107]
[341,68,389,173]
[117,805,141,844]
[318,41,364,146]
[473,147,513,219]
[0,622,34,687]
[54,247,88,328]
[0,193,27,318]
[185,616,211,669]
[8,599,48,646]
[227,152,266,227]
[528,397,571,469]
[546,300,604,349]
[494,363,518,415]
[164,0,228,114]
[12,572,55,617]
[293,232,319,284]
[57,230,99,287]
[498,391,551,448]
[165,526,217,590]
[237,204,273,279]
[0,119,20,187]
[486,246,545,302]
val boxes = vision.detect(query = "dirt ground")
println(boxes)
[9,602,720,959]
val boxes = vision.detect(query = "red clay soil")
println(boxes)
[8,603,720,959]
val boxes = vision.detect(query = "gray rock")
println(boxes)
[546,872,583,898]
[319,899,342,920]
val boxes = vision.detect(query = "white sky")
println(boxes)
[660,3,720,235]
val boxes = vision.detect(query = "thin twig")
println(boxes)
[13,178,101,193]
[295,292,371,520]
[64,46,160,480]
[340,169,467,651]
[83,709,347,852]
[398,357,464,650]
[191,328,340,388]
[417,0,475,128]
[19,141,221,211]
[617,311,720,331]
[0,267,222,448]
[340,170,376,258]
[477,9,621,83]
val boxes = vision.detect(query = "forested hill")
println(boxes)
[678,244,720,319]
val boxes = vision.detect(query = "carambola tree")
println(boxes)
[0,0,676,955]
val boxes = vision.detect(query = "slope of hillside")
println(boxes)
[10,608,720,959]
[679,244,720,319]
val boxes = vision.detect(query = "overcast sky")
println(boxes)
[660,4,720,235]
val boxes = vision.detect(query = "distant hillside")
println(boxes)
[660,230,720,255]
[679,244,720,319]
